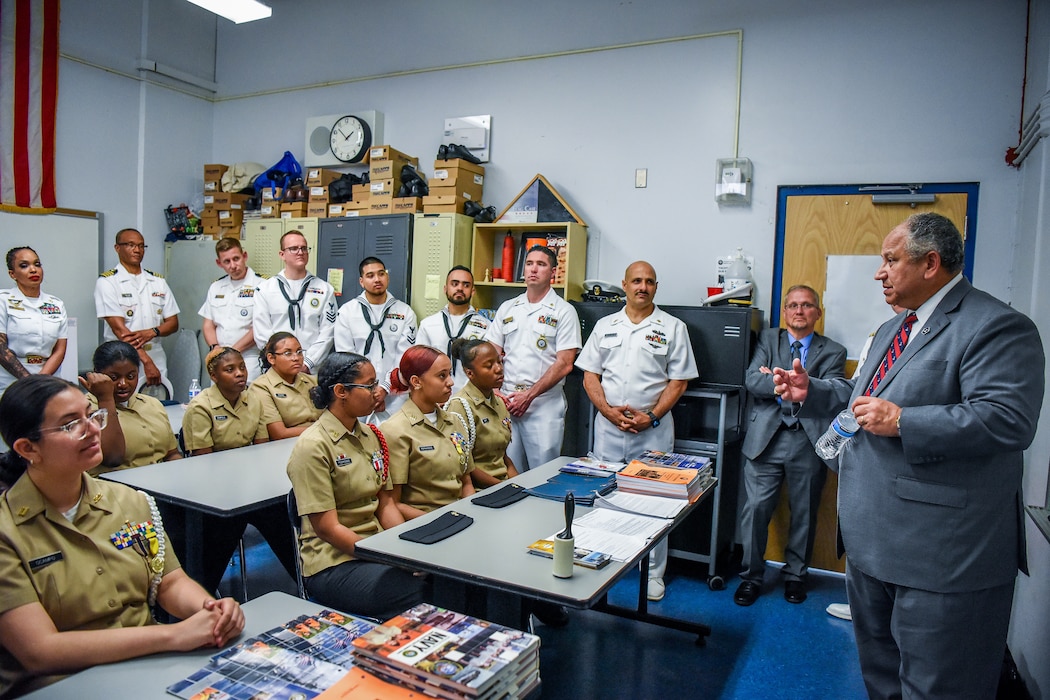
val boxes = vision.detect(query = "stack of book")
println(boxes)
[616,460,706,501]
[636,449,712,473]
[350,603,541,699]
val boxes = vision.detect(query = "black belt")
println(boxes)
[778,420,803,432]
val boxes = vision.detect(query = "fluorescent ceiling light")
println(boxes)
[186,0,272,24]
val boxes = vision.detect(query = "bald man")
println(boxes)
[576,261,698,600]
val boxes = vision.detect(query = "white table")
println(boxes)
[24,592,326,699]
[354,457,713,642]
[102,440,295,582]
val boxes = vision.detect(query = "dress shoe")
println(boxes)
[733,580,761,606]
[826,603,852,621]
[463,200,483,218]
[532,601,569,628]
[437,144,449,161]
[474,205,497,224]
[784,580,807,604]
[647,577,666,602]
[445,143,482,164]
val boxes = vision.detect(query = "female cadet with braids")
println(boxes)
[0,375,243,695]
[250,332,322,440]
[180,347,297,594]
[382,345,475,520]
[80,340,181,474]
[0,246,68,398]
[447,339,517,489]
[286,352,425,620]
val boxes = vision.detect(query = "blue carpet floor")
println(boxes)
[225,527,866,699]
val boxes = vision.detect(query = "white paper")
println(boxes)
[594,492,688,519]
[823,255,895,359]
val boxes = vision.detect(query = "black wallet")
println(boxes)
[398,511,474,544]
[471,483,529,509]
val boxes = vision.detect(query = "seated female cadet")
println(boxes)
[181,347,296,594]
[382,345,475,520]
[0,375,243,696]
[250,332,322,441]
[286,352,425,621]
[447,339,517,489]
[81,340,181,475]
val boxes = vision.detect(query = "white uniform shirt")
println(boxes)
[484,287,581,392]
[0,288,68,392]
[252,272,336,371]
[94,265,179,379]
[575,305,698,410]
[416,306,489,392]
[334,292,417,394]
[198,268,264,379]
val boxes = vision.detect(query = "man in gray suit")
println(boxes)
[734,285,846,606]
[774,213,1044,699]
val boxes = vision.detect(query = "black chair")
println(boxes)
[287,489,308,600]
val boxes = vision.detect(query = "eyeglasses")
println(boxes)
[342,380,380,392]
[784,302,818,311]
[282,246,311,254]
[38,408,108,440]
[117,242,148,251]
[274,349,305,358]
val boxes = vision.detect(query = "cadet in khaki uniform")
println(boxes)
[447,339,517,489]
[0,375,243,696]
[286,352,424,621]
[81,340,180,475]
[180,347,296,594]
[250,332,322,441]
[382,346,475,519]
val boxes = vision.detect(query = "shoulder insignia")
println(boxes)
[145,269,164,278]
[216,274,229,282]
[259,274,271,280]
[99,268,117,278]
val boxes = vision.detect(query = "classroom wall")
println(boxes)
[53,0,1050,694]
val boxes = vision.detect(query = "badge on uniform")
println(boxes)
[536,335,548,350]
[389,324,398,332]
[28,551,63,572]
[215,415,228,421]
[419,445,435,452]
[126,309,134,317]
[335,453,352,467]
[110,520,164,574]
[449,432,467,469]
[276,393,287,398]
[371,450,387,481]
[240,308,249,316]
[311,298,320,307]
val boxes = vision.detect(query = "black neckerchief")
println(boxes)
[277,274,314,331]
[359,299,387,356]
[443,309,474,374]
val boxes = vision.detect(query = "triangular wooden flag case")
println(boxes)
[495,174,586,225]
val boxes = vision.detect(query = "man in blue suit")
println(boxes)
[733,285,846,606]
[774,213,1044,699]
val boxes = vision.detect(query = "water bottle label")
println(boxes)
[831,419,856,438]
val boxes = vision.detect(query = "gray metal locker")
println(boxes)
[316,214,412,307]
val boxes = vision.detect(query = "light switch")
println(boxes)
[635,168,647,188]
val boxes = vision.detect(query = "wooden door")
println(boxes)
[766,189,971,573]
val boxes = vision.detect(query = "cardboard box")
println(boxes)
[368,194,394,215]
[308,186,329,202]
[203,163,228,182]
[352,184,371,198]
[260,187,283,202]
[422,194,464,214]
[327,203,345,217]
[432,158,484,177]
[369,158,420,181]
[369,145,414,162]
[205,192,251,208]
[369,179,395,197]
[200,209,219,225]
[218,209,243,228]
[306,168,342,187]
[203,223,223,237]
[429,180,483,201]
[280,202,308,217]
[392,197,423,213]
[203,180,221,193]
[345,200,370,211]
[258,204,280,218]
[307,202,328,217]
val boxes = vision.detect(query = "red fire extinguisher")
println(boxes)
[502,234,515,282]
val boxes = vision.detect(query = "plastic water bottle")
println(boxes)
[815,408,859,459]
[724,248,751,292]
[187,378,202,402]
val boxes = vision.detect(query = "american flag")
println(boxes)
[0,0,59,212]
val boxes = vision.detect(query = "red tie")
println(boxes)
[865,313,918,396]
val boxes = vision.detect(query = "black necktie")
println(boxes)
[277,275,313,331]
[783,340,803,425]
[360,302,387,356]
[443,312,474,374]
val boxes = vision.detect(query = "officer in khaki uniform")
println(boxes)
[0,474,182,694]
[383,400,475,514]
[182,383,269,452]
[250,368,322,435]
[87,392,178,473]
[447,380,513,483]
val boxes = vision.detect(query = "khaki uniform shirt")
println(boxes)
[383,400,474,513]
[0,474,181,695]
[182,384,268,452]
[250,368,322,430]
[286,411,388,577]
[88,393,178,474]
[447,382,513,482]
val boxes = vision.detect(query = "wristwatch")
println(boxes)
[646,411,660,428]
[151,327,161,337]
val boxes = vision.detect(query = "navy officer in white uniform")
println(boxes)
[94,228,179,396]
[334,256,417,421]
[485,245,581,471]
[415,265,489,394]
[576,260,697,600]
[252,231,336,374]
[199,237,264,382]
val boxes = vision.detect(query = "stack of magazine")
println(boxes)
[350,603,541,699]
[615,450,716,502]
